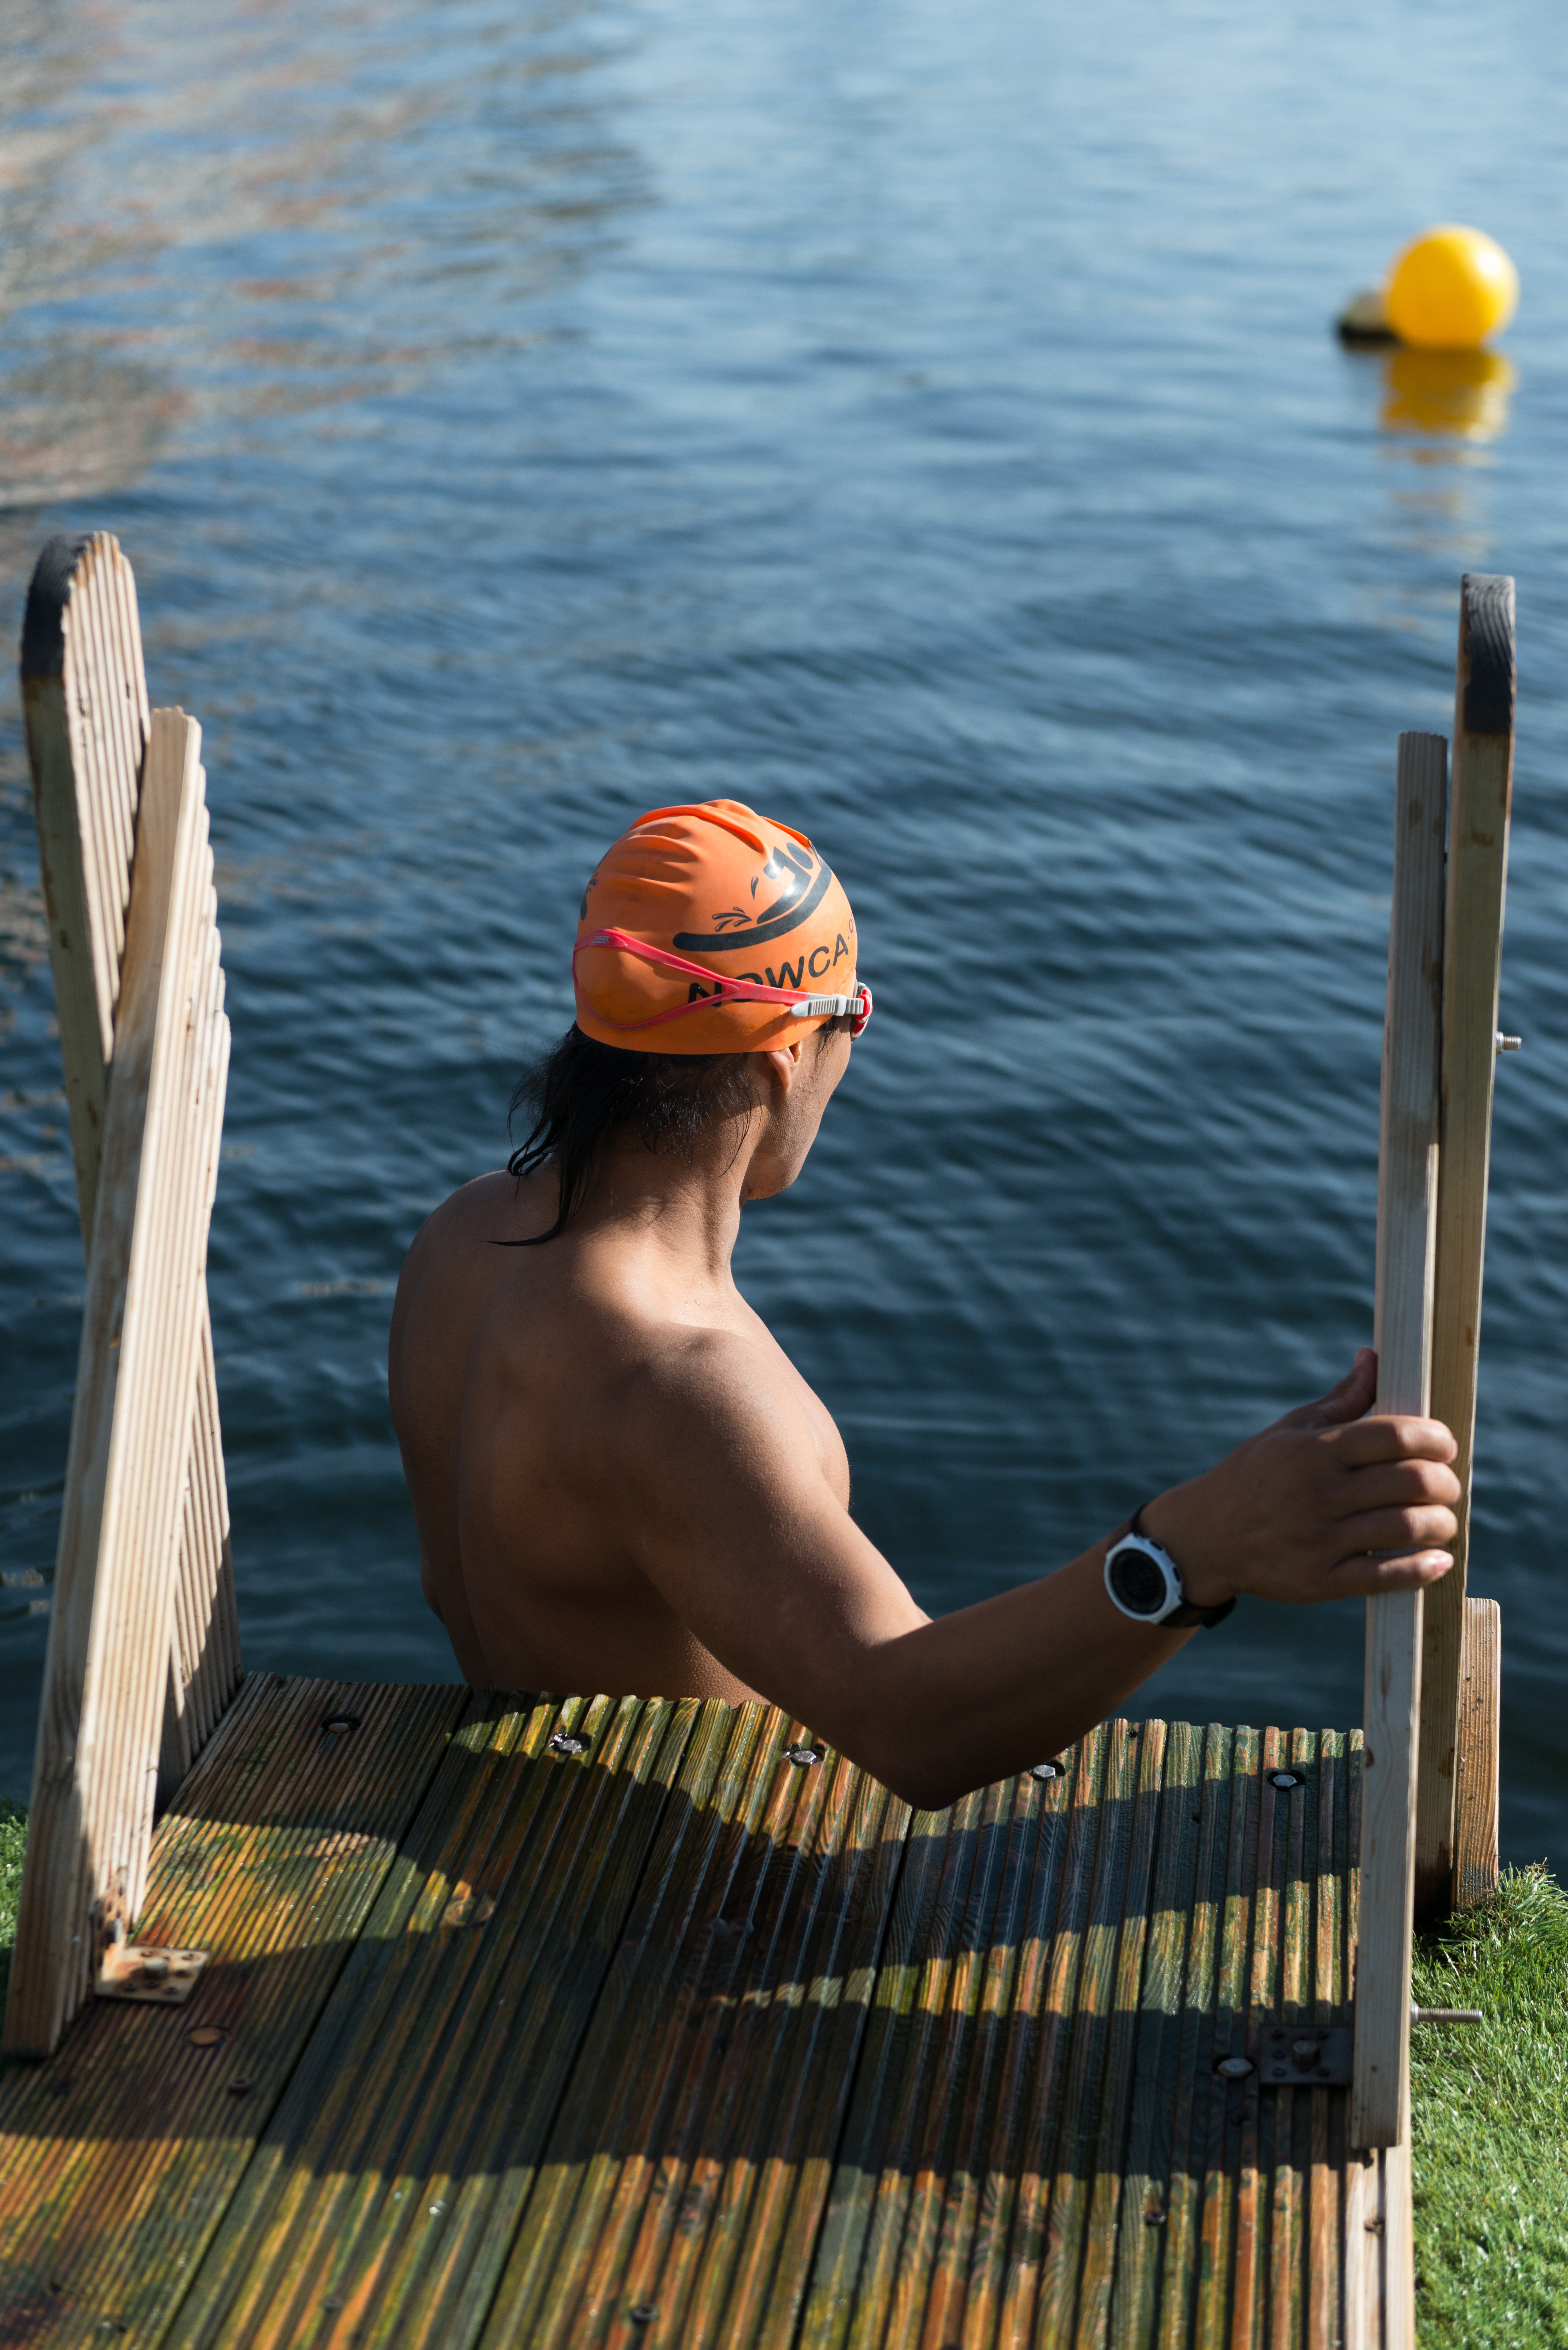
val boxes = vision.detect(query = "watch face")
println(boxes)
[1108,1542,1170,1616]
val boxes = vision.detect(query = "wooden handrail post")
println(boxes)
[1351,730,1446,2152]
[19,534,241,1817]
[1415,575,1516,1917]
[5,697,231,2057]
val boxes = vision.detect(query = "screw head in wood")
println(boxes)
[784,1743,820,1766]
[1216,2055,1255,2079]
[1029,1762,1060,1781]
[321,1714,359,1735]
[629,2306,659,2326]
[187,2026,226,2048]
[227,2077,252,2096]
[548,1731,589,1756]
[1268,1771,1300,1789]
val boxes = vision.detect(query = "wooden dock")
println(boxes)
[2,1679,1397,2347]
[0,535,1514,2346]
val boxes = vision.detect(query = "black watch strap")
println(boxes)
[1127,1507,1236,1629]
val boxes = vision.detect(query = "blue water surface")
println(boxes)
[2,0,1565,1868]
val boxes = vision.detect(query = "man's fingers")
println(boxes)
[1327,1413,1459,1469]
[1324,1548,1455,1598]
[1333,1503,1460,1557]
[1275,1347,1378,1433]
[1330,1457,1463,1514]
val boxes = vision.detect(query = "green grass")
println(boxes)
[0,1798,25,2033]
[0,1806,1562,2335]
[1413,1866,1568,2347]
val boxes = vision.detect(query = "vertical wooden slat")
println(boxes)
[20,534,134,1230]
[4,712,229,2056]
[1416,574,1516,1915]
[1451,1596,1501,1909]
[1352,730,1445,2149]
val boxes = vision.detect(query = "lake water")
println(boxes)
[3,0,1565,1872]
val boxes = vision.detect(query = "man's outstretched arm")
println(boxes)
[609,1340,1459,1809]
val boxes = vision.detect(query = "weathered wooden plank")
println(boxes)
[1308,1732,1353,2350]
[939,1732,1112,2347]
[1265,1730,1315,2350]
[1069,1720,1167,2349]
[868,1772,1050,2348]
[798,1731,1105,2350]
[1353,728,1447,2152]
[1344,2139,1410,2350]
[0,1676,469,2345]
[1417,577,1515,1916]
[886,1767,1049,2347]
[799,1785,999,2344]
[990,1725,1120,2348]
[474,1704,910,2350]
[1105,1718,1205,2343]
[1451,1596,1501,1909]
[1150,1724,1236,2350]
[1191,1726,1268,2350]
[1031,1717,1145,2346]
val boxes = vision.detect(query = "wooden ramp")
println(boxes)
[3,535,1517,2346]
[0,1679,1399,2349]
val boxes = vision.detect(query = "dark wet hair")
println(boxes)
[504,1021,843,1246]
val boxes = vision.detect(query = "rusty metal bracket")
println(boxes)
[95,1944,211,2005]
[1256,2023,1353,2087]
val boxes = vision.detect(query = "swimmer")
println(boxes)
[389,801,1460,1809]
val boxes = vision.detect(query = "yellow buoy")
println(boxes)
[1384,225,1518,350]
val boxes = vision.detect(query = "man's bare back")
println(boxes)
[390,1158,851,1704]
[389,800,1461,1808]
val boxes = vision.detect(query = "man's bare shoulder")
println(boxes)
[400,1170,538,1271]
[611,1321,816,1440]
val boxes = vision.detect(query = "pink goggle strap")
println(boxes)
[574,927,871,1037]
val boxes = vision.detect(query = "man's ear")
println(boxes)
[759,1042,804,1095]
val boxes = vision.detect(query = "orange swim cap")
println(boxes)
[573,800,863,1054]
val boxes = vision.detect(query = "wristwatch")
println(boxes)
[1103,1507,1235,1629]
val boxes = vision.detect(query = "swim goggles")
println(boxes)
[574,927,872,1038]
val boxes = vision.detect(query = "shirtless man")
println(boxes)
[389,800,1461,1811]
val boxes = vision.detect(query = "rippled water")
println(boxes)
[3,0,1565,1869]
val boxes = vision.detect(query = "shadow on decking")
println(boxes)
[0,1690,1362,2345]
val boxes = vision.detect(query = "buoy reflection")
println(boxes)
[1379,347,1516,444]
